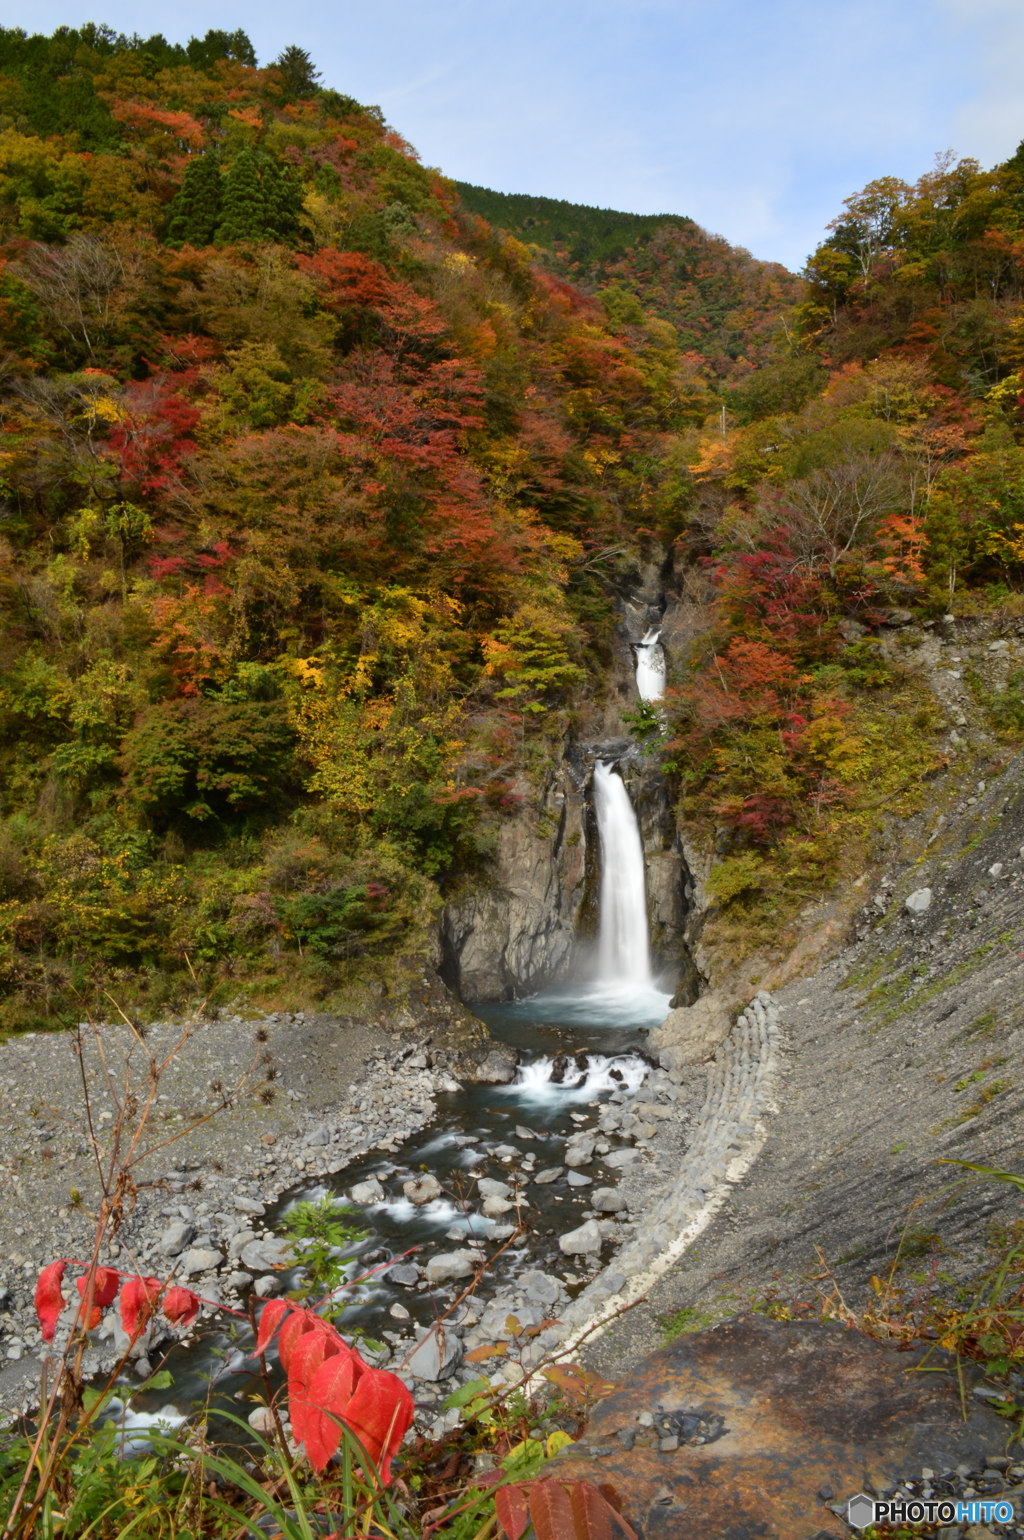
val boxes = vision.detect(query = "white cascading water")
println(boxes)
[510,1052,648,1102]
[634,628,666,702]
[593,761,653,988]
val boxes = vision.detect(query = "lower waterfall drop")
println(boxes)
[592,760,654,989]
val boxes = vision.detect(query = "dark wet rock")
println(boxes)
[556,1315,1019,1539]
[467,1046,519,1084]
[387,1264,421,1287]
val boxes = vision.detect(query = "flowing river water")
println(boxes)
[116,760,674,1442]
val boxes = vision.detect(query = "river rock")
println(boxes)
[407,1328,463,1381]
[477,1178,511,1199]
[565,1135,596,1167]
[647,991,736,1067]
[470,1047,520,1084]
[604,1148,643,1169]
[533,1167,564,1184]
[158,1221,194,1256]
[567,1171,592,1186]
[559,1220,602,1256]
[482,1195,514,1217]
[350,1178,384,1204]
[181,1247,223,1276]
[591,1187,627,1213]
[424,1250,480,1285]
[248,1406,276,1434]
[387,1263,421,1287]
[240,1237,293,1272]
[253,1275,282,1298]
[226,1270,253,1291]
[232,1196,266,1216]
[519,1269,561,1307]
[403,1173,442,1204]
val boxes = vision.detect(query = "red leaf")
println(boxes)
[569,1481,613,1540]
[162,1286,201,1327]
[120,1276,162,1338]
[340,1366,414,1485]
[255,1297,292,1357]
[277,1307,325,1376]
[301,1345,360,1471]
[494,1484,530,1540]
[35,1261,67,1343]
[529,1481,575,1540]
[75,1267,120,1310]
[288,1328,342,1449]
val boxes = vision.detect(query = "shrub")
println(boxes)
[118,698,299,829]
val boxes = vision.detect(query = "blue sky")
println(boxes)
[7,0,1024,270]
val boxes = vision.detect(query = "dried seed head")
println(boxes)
[254,1027,269,1043]
[259,1087,276,1105]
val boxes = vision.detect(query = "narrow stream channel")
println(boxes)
[116,764,674,1441]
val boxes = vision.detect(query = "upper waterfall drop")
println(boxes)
[592,761,653,988]
[634,628,666,702]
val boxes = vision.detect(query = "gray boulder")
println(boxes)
[532,1167,564,1185]
[648,991,736,1067]
[424,1250,481,1286]
[407,1329,463,1381]
[591,1187,627,1213]
[239,1237,293,1272]
[558,1220,602,1256]
[905,887,932,915]
[350,1178,384,1204]
[519,1269,561,1307]
[477,1178,511,1199]
[181,1247,223,1276]
[158,1221,194,1257]
[603,1148,643,1169]
[403,1173,442,1204]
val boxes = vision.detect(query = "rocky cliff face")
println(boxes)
[441,548,708,1003]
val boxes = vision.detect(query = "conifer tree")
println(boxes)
[164,150,222,246]
[258,154,304,240]
[216,146,268,243]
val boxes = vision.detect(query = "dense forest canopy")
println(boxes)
[3,23,1024,1028]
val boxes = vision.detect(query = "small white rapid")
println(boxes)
[593,761,653,988]
[634,628,666,702]
[510,1051,649,1103]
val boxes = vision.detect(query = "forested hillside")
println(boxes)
[4,24,1024,1032]
[456,181,802,377]
[0,25,719,1031]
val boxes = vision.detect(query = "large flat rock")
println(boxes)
[555,1315,1016,1539]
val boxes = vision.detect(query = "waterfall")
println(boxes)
[592,761,653,987]
[634,628,666,702]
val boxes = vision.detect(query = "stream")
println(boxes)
[111,759,676,1443]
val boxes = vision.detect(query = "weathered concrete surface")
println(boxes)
[560,1316,1017,1539]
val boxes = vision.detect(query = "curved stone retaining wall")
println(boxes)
[528,991,785,1368]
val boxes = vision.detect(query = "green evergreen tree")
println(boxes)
[273,44,321,100]
[216,146,268,243]
[164,151,222,246]
[258,153,304,240]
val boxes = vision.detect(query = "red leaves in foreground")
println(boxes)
[161,1286,201,1327]
[120,1276,163,1338]
[35,1262,204,1343]
[35,1261,67,1343]
[254,1298,413,1482]
[495,1479,637,1540]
